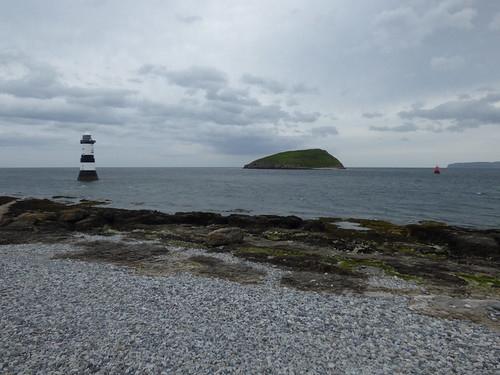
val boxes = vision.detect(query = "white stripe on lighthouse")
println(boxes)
[80,163,96,171]
[82,144,94,154]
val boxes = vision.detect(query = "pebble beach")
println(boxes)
[1,243,498,375]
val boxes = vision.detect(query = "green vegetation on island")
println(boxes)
[244,149,345,169]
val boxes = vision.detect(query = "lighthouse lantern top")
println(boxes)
[80,134,96,144]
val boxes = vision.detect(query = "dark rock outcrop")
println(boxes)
[407,223,500,260]
[1,196,499,261]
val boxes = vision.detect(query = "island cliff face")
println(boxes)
[244,149,345,169]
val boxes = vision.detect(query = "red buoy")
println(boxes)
[433,166,441,174]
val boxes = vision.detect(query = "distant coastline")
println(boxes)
[447,161,500,169]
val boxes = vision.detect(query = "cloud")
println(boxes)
[0,95,129,125]
[373,1,477,48]
[139,65,228,91]
[0,52,136,104]
[370,123,418,132]
[489,13,500,31]
[476,86,496,93]
[310,126,339,136]
[139,99,279,127]
[205,88,259,106]
[1,0,499,167]
[200,130,302,155]
[430,56,465,71]
[241,74,318,95]
[177,15,202,24]
[0,56,323,132]
[399,93,500,131]
[289,111,321,123]
[0,132,65,147]
[290,83,319,95]
[362,112,384,119]
[241,74,286,94]
[137,64,321,127]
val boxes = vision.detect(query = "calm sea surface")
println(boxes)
[0,168,499,228]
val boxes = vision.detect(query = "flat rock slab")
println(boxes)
[57,240,266,285]
[207,227,245,246]
[409,295,500,331]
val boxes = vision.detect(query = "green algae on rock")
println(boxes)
[244,149,345,169]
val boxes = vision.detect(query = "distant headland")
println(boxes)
[447,161,500,169]
[244,149,345,169]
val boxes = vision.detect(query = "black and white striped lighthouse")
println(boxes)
[77,133,98,181]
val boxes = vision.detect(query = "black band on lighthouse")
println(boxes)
[80,155,95,163]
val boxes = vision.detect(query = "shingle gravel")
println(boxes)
[1,243,499,375]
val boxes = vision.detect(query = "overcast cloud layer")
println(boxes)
[0,0,499,167]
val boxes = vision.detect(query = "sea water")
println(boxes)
[0,167,499,228]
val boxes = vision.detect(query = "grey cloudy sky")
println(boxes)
[0,0,499,167]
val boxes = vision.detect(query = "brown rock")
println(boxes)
[7,199,67,216]
[207,227,245,246]
[60,208,89,223]
[7,211,58,229]
[74,215,107,231]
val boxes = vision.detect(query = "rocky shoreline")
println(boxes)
[1,196,499,373]
[0,196,499,329]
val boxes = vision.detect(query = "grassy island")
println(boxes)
[243,149,345,169]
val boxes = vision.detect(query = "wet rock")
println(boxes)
[78,199,111,206]
[74,215,108,231]
[58,241,169,264]
[235,246,353,274]
[98,209,116,223]
[7,199,67,217]
[448,233,499,259]
[268,215,303,229]
[281,271,366,293]
[173,211,226,226]
[226,214,260,228]
[59,208,89,223]
[0,196,17,205]
[186,255,265,284]
[0,228,70,244]
[7,211,58,229]
[302,220,326,232]
[120,210,172,226]
[95,209,173,228]
[407,223,500,259]
[207,227,245,246]
[226,214,302,229]
[406,222,457,245]
[408,295,500,331]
